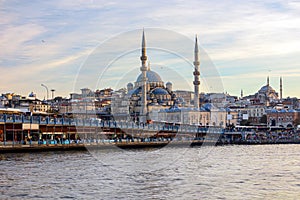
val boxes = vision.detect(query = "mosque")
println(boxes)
[111,30,285,126]
[254,76,282,105]
[121,30,201,123]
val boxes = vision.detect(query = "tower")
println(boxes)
[280,77,283,99]
[140,30,148,122]
[267,76,269,86]
[193,35,200,109]
[241,89,243,99]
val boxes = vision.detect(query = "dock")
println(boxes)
[1,113,300,153]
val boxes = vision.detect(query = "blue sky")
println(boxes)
[1,0,300,99]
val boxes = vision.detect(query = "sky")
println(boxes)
[1,0,300,99]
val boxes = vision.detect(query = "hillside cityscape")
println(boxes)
[2,32,300,130]
[1,31,300,130]
[1,79,299,127]
[2,1,300,199]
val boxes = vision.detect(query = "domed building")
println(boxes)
[112,30,202,123]
[127,63,176,121]
[123,31,177,122]
[255,77,279,104]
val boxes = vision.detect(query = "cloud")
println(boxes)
[0,0,299,98]
[0,23,46,62]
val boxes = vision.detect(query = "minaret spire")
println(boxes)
[140,29,148,123]
[193,35,200,109]
[280,77,283,99]
[194,35,199,61]
[140,29,147,66]
[267,76,269,86]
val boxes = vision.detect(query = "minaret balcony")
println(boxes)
[140,55,147,61]
[193,71,200,76]
[193,81,200,85]
[193,61,200,66]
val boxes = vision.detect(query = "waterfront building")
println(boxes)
[266,108,299,128]
[155,103,228,127]
[28,99,51,113]
[247,104,266,124]
[95,88,113,102]
[0,92,51,114]
[70,88,95,101]
[156,107,210,125]
[111,88,130,120]
[281,97,300,110]
[225,108,239,127]
[173,90,194,107]
[201,93,236,108]
[69,87,113,119]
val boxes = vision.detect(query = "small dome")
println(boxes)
[201,103,216,111]
[127,87,141,96]
[127,83,133,87]
[166,82,172,85]
[177,97,184,102]
[151,88,169,95]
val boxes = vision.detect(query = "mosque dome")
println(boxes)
[151,88,169,95]
[259,85,275,93]
[136,69,163,83]
[127,82,134,92]
[255,78,279,103]
[166,81,173,91]
[127,87,141,96]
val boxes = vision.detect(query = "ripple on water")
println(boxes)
[1,145,300,199]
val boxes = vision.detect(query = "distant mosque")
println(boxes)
[125,30,201,123]
[254,76,282,104]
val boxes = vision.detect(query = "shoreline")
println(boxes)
[1,140,300,153]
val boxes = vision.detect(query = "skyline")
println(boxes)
[1,0,300,99]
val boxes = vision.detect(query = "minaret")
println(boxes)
[241,89,243,99]
[193,35,200,109]
[280,77,283,99]
[267,76,270,86]
[140,30,148,123]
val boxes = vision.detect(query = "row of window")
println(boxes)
[269,116,294,122]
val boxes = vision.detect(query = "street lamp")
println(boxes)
[41,84,49,100]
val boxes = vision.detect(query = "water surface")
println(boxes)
[1,144,300,199]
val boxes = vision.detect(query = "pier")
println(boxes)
[1,114,300,153]
[0,113,223,151]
